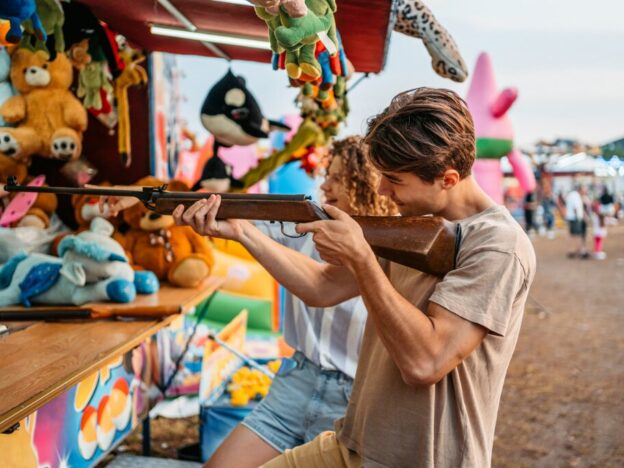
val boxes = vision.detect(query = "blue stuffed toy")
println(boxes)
[0,47,15,126]
[0,218,158,307]
[0,0,46,45]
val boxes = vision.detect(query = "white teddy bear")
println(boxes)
[0,218,158,307]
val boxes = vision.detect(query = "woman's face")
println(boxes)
[320,156,352,214]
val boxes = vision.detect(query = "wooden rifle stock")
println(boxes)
[4,179,460,277]
[154,198,459,277]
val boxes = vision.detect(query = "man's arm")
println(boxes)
[238,220,359,306]
[297,204,489,387]
[173,196,359,307]
[352,251,487,386]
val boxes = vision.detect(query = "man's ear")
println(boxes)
[441,169,460,189]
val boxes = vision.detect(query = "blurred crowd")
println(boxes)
[516,184,620,260]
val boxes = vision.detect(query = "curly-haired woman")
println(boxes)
[204,136,396,468]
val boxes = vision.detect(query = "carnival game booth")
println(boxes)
[0,0,408,466]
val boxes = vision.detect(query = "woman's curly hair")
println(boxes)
[326,136,398,216]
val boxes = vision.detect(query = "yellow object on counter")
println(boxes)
[227,360,282,406]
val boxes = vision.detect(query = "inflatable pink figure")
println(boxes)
[465,52,535,203]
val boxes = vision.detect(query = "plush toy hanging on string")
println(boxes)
[253,0,339,82]
[239,117,326,189]
[19,0,65,56]
[114,43,147,167]
[392,0,468,82]
[196,69,289,192]
[0,0,46,45]
[62,2,126,131]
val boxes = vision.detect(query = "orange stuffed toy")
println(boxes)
[122,177,215,288]
[0,153,57,228]
[50,183,124,255]
[0,48,87,162]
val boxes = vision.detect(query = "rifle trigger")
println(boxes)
[280,222,306,239]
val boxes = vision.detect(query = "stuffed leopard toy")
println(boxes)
[393,0,468,82]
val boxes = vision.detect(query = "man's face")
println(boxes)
[377,170,445,216]
[320,156,352,213]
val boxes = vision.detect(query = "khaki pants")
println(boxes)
[261,431,362,468]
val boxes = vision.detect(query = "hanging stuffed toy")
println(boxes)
[239,117,325,189]
[248,0,307,18]
[19,0,65,56]
[0,218,159,307]
[61,2,124,79]
[62,3,125,132]
[0,20,13,46]
[392,0,468,82]
[0,46,15,126]
[197,70,289,191]
[114,43,147,167]
[255,0,338,80]
[0,0,45,45]
[0,48,87,162]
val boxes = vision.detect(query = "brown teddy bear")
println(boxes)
[0,48,87,162]
[0,153,57,228]
[122,177,215,288]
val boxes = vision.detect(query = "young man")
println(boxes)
[174,88,536,467]
[205,137,396,467]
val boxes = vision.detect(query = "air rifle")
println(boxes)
[4,176,461,277]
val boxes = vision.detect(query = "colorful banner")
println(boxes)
[199,310,248,406]
[0,343,155,468]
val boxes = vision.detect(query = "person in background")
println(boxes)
[565,185,590,259]
[523,191,538,236]
[541,189,556,239]
[598,186,615,224]
[591,200,607,260]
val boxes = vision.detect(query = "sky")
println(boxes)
[176,0,624,148]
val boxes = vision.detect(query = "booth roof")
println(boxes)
[79,0,394,73]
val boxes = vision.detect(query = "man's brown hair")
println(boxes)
[365,87,475,182]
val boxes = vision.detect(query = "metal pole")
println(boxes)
[207,333,275,378]
[156,0,231,61]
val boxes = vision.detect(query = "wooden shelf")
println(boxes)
[0,276,223,433]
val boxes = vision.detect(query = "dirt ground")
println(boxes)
[103,225,624,467]
[492,224,624,467]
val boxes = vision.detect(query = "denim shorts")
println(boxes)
[242,351,353,453]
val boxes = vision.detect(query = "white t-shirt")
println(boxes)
[565,190,583,221]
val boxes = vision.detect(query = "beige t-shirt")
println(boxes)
[336,205,536,467]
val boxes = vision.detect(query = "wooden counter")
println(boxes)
[0,276,223,433]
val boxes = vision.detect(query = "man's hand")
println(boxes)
[0,183,7,198]
[172,195,245,241]
[295,204,374,272]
